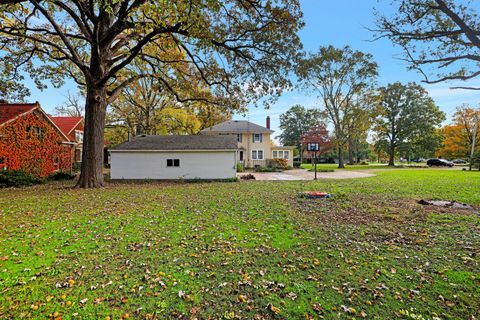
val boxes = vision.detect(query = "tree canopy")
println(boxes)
[437,104,480,159]
[0,0,304,187]
[277,105,323,159]
[373,82,445,165]
[297,45,378,168]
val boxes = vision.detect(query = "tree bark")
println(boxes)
[338,146,345,168]
[75,83,107,188]
[348,138,354,165]
[388,143,395,166]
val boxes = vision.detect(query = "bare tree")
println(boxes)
[375,0,480,90]
[54,91,84,117]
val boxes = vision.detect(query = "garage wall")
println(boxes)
[110,150,236,180]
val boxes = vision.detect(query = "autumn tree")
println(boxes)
[373,82,445,166]
[277,105,323,162]
[345,96,375,164]
[297,45,378,168]
[375,0,480,90]
[437,105,480,159]
[0,0,303,187]
[299,124,333,161]
[107,58,231,138]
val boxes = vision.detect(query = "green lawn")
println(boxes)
[1,169,479,319]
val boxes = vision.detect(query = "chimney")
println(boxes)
[266,116,270,129]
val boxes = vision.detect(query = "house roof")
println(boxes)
[0,102,72,142]
[50,116,83,136]
[0,103,38,126]
[111,135,238,151]
[201,120,273,134]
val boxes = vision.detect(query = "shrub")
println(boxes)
[72,162,81,172]
[359,161,369,165]
[0,170,43,188]
[49,171,76,181]
[269,158,289,170]
[236,163,245,172]
[240,173,256,180]
[255,166,278,172]
[293,161,301,168]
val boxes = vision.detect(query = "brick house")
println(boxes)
[50,116,84,163]
[0,101,75,177]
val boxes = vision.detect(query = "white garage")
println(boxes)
[110,135,237,180]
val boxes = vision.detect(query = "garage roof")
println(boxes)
[111,135,238,151]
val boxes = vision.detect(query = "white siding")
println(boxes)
[110,150,236,180]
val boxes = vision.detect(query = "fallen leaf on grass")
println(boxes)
[268,303,281,314]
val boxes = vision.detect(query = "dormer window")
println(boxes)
[252,133,262,143]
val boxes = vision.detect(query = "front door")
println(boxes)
[239,151,244,162]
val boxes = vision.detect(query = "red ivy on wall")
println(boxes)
[0,111,72,177]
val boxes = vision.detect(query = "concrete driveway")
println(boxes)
[238,169,375,181]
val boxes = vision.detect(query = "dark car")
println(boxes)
[427,158,454,167]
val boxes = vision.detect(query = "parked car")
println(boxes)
[451,159,467,164]
[427,158,454,167]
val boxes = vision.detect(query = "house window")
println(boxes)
[237,134,242,142]
[167,159,180,167]
[252,133,262,143]
[252,150,264,160]
[26,126,44,139]
[75,131,84,142]
[272,150,290,160]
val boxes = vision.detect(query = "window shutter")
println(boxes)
[259,134,262,142]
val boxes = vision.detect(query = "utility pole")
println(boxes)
[469,115,478,171]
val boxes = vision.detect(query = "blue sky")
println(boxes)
[26,0,479,137]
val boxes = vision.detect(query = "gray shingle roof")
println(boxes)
[111,135,238,151]
[201,120,273,134]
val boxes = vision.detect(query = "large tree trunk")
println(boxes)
[338,146,345,168]
[388,143,395,166]
[75,84,107,188]
[348,138,354,165]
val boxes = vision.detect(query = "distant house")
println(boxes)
[0,101,75,177]
[201,117,295,168]
[110,135,237,180]
[50,116,84,162]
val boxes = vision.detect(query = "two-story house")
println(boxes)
[201,116,295,168]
